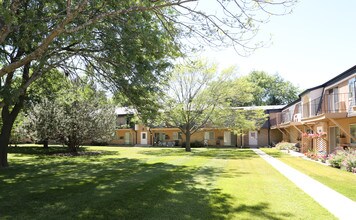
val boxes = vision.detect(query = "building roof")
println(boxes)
[232,105,285,111]
[299,65,356,97]
[280,65,356,111]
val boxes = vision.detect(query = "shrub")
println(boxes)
[181,141,204,148]
[275,142,294,151]
[328,148,348,168]
[91,141,109,146]
[341,150,356,173]
[191,141,204,148]
[317,154,327,163]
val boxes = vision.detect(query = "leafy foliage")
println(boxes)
[275,142,295,151]
[0,0,296,167]
[244,71,300,106]
[26,80,115,152]
[159,60,226,151]
[328,148,348,168]
[223,108,267,135]
[341,150,356,173]
[160,59,267,151]
[328,148,356,173]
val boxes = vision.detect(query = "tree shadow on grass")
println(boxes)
[1,149,293,220]
[8,146,120,157]
[233,203,294,220]
[138,148,259,160]
[8,146,68,155]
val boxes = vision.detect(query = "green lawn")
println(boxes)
[261,148,356,201]
[0,146,336,219]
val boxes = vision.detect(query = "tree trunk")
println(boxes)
[185,131,191,152]
[0,133,10,168]
[0,56,29,168]
[67,138,78,154]
[43,139,49,149]
[0,107,19,168]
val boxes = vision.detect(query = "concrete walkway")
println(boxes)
[252,149,356,220]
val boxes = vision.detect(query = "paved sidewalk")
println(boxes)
[253,149,356,220]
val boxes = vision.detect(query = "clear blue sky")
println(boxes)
[205,0,356,90]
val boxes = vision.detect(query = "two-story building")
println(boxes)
[112,106,284,147]
[270,65,356,155]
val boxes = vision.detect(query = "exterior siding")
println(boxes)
[151,128,183,146]
[270,129,283,145]
[111,129,136,145]
[257,129,268,146]
[136,125,152,145]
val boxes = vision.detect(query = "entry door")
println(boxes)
[224,131,231,146]
[249,131,258,146]
[141,132,147,145]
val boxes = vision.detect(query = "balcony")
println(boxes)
[271,93,351,127]
[302,96,322,118]
[270,111,293,127]
[302,93,350,119]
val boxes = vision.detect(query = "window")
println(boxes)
[250,132,256,138]
[173,132,182,140]
[155,133,166,141]
[350,124,356,144]
[113,132,120,140]
[204,131,214,140]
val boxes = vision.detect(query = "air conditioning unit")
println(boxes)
[293,113,301,122]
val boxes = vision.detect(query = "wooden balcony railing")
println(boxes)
[302,93,350,118]
[272,93,352,127]
[270,111,293,127]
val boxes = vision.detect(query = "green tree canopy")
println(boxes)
[0,0,296,167]
[26,78,115,153]
[244,71,300,106]
[160,59,267,151]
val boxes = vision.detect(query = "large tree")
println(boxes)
[0,0,295,167]
[160,60,266,151]
[26,79,116,153]
[244,71,300,106]
[160,60,221,151]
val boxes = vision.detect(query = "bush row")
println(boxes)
[328,148,356,173]
[275,142,300,152]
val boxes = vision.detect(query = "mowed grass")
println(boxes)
[0,146,336,219]
[261,148,356,201]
